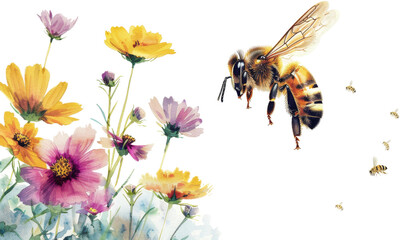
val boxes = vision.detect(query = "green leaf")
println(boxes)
[0,182,17,202]
[96,104,107,124]
[0,157,13,173]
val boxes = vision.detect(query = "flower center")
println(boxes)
[13,133,30,147]
[89,207,98,214]
[50,157,72,179]
[133,40,141,48]
[122,135,136,145]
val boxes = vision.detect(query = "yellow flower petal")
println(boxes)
[25,64,49,106]
[132,43,175,59]
[6,63,26,103]
[0,82,14,103]
[42,82,67,109]
[43,102,82,125]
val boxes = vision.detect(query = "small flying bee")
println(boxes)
[383,140,390,151]
[369,157,387,176]
[218,2,337,150]
[345,81,356,93]
[335,202,343,211]
[390,109,399,119]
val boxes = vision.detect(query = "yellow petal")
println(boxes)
[41,82,67,109]
[0,82,14,102]
[105,27,133,55]
[43,102,82,125]
[25,64,49,106]
[132,43,175,59]
[6,63,26,104]
[16,149,47,169]
[4,112,20,135]
[129,25,146,43]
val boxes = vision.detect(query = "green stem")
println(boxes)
[43,39,53,69]
[114,158,124,187]
[107,86,112,175]
[128,202,134,240]
[116,65,135,136]
[54,213,61,240]
[32,218,49,240]
[159,137,172,170]
[5,157,15,190]
[131,207,155,240]
[105,156,122,189]
[158,203,172,240]
[170,217,188,240]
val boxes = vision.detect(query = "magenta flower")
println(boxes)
[18,125,107,207]
[38,10,77,40]
[78,187,114,215]
[99,130,152,161]
[101,71,116,87]
[149,96,203,138]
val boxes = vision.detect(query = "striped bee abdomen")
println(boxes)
[283,64,323,129]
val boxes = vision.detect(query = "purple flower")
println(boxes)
[18,125,107,207]
[38,10,77,40]
[130,106,145,123]
[101,71,116,87]
[149,96,203,138]
[78,187,114,215]
[182,205,199,218]
[99,130,153,161]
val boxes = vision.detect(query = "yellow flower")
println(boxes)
[0,112,46,168]
[0,63,82,125]
[140,168,210,204]
[105,25,175,63]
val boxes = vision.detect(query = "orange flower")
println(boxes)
[0,112,46,168]
[140,168,210,204]
[0,63,82,125]
[105,25,175,64]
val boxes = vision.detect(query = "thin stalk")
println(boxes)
[159,137,172,170]
[5,157,15,190]
[114,158,124,187]
[158,203,172,240]
[128,203,134,240]
[105,156,122,188]
[107,86,112,174]
[32,218,49,240]
[54,213,61,240]
[170,217,188,240]
[43,39,53,69]
[116,65,135,136]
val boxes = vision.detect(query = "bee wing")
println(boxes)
[373,157,378,167]
[264,1,338,61]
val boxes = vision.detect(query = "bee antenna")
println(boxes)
[218,76,231,102]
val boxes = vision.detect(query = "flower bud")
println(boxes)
[182,205,199,218]
[101,71,116,87]
[124,184,137,196]
[130,106,145,123]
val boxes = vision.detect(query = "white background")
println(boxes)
[1,0,400,239]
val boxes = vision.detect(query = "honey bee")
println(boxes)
[390,109,399,119]
[218,2,337,150]
[345,81,356,93]
[369,157,387,176]
[383,140,390,151]
[335,202,343,211]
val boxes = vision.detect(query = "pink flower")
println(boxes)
[18,125,107,207]
[99,130,152,161]
[78,187,114,215]
[149,96,203,138]
[38,10,77,40]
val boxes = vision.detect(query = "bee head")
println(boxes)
[231,59,248,98]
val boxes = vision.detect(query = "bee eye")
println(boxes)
[257,55,266,60]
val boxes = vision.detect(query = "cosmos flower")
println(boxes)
[0,63,82,125]
[78,187,114,215]
[104,25,175,64]
[0,112,45,168]
[99,130,152,161]
[38,10,77,40]
[18,125,107,207]
[140,168,210,204]
[149,96,203,138]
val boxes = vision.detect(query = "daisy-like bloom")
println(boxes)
[149,96,203,139]
[17,125,107,207]
[38,10,77,40]
[78,187,114,215]
[140,168,211,204]
[99,130,152,161]
[0,63,82,125]
[104,25,175,64]
[0,112,45,168]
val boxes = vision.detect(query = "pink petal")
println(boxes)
[18,185,40,205]
[127,144,153,161]
[34,139,60,165]
[78,149,107,171]
[20,167,49,187]
[181,128,204,137]
[98,137,114,148]
[163,97,179,124]
[66,125,95,159]
[149,97,167,123]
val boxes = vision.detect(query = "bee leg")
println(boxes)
[246,86,253,109]
[286,85,301,150]
[267,83,279,125]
